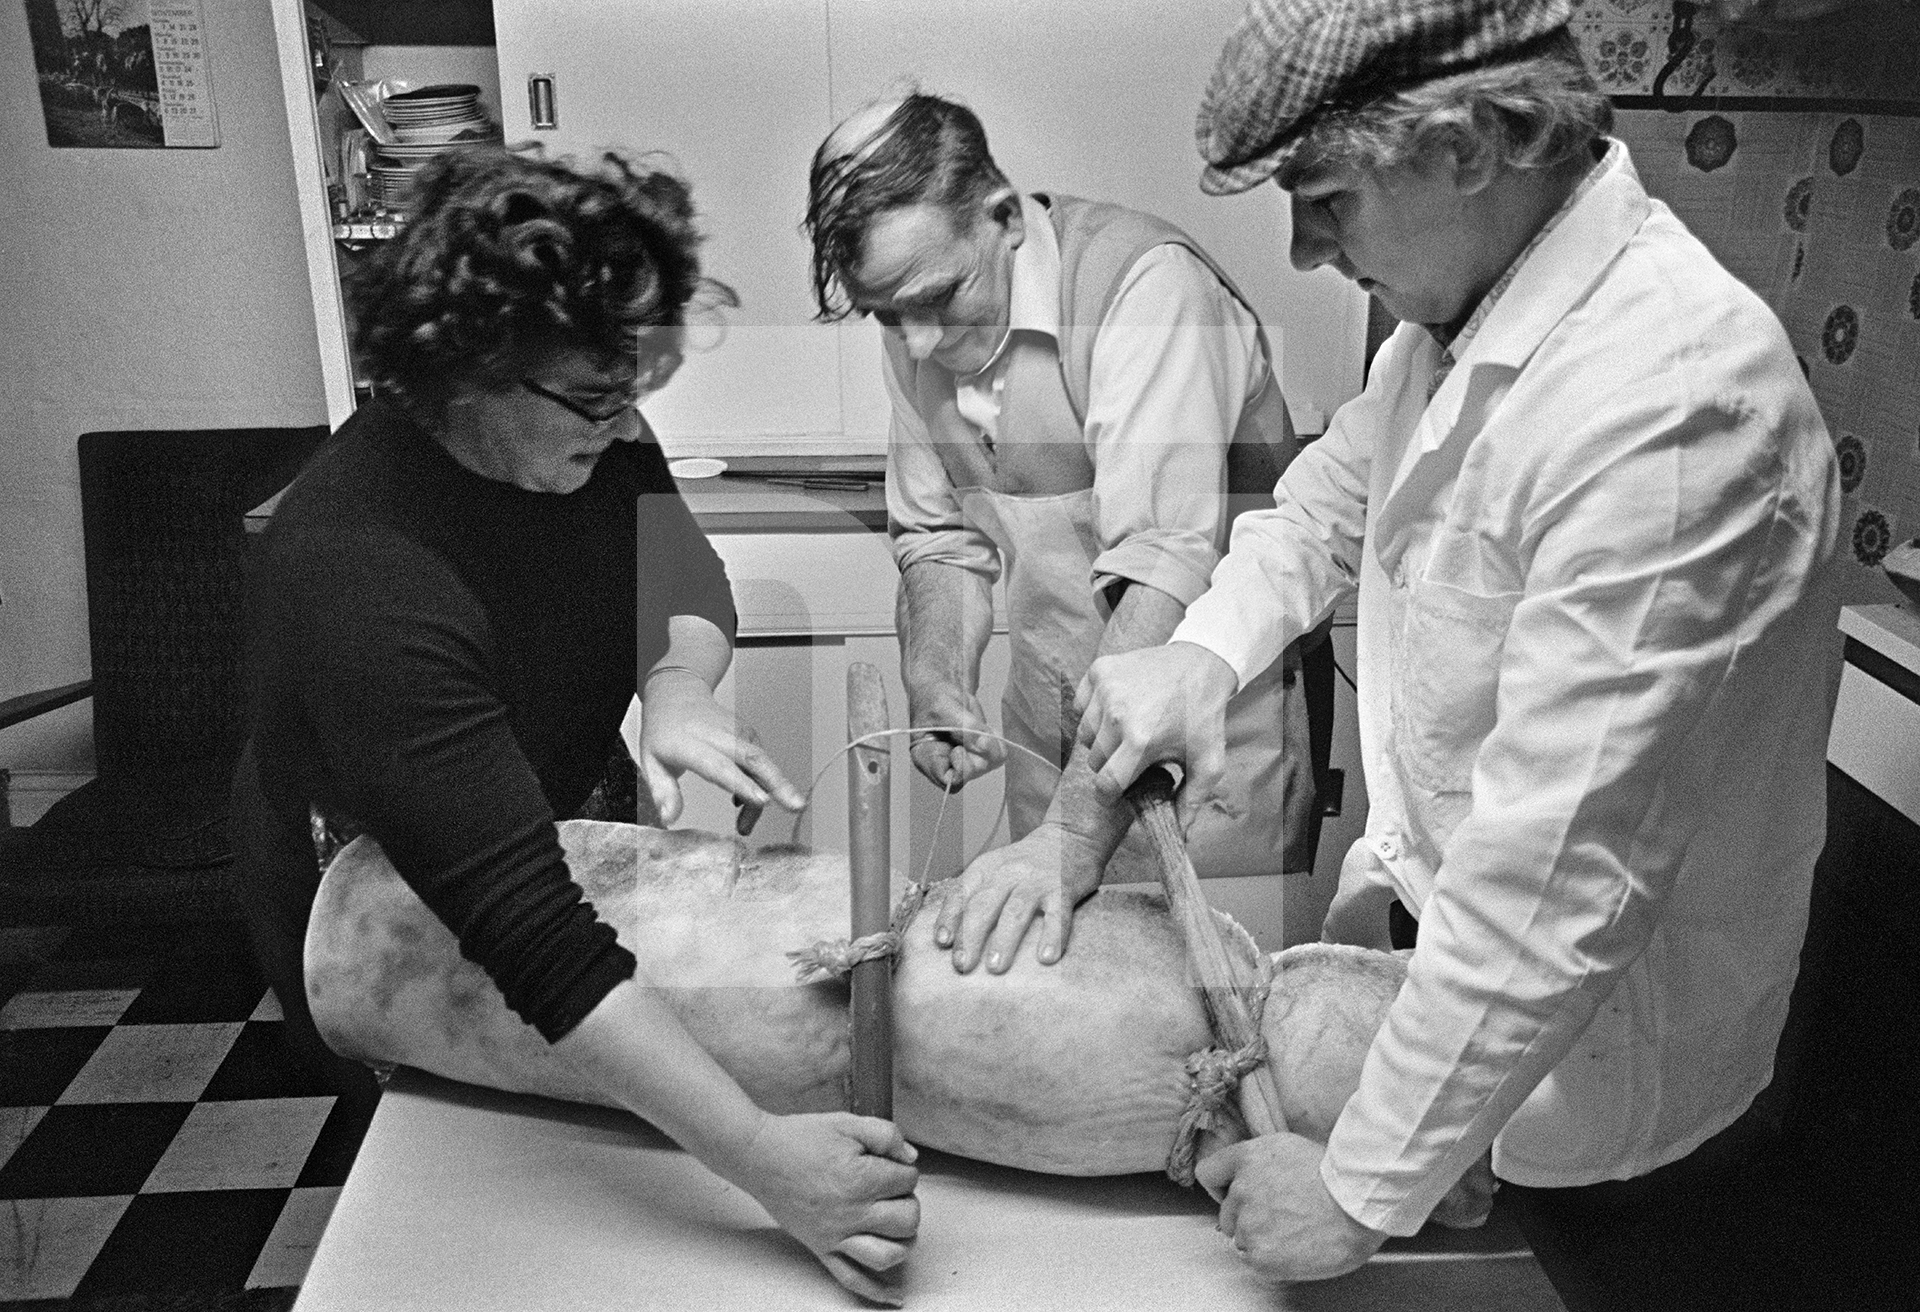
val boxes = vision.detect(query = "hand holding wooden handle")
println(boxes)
[1125,764,1288,1138]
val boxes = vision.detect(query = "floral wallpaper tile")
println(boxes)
[1616,108,1920,602]
[1572,1,1920,102]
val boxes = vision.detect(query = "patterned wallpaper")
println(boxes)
[1587,1,1920,605]
[1618,109,1920,604]
[1571,0,1920,102]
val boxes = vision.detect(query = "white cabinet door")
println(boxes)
[492,0,1369,455]
[492,0,852,451]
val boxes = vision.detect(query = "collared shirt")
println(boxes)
[1426,144,1609,399]
[890,193,1267,607]
[1174,142,1841,1233]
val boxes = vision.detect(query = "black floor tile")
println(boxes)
[70,1189,292,1299]
[200,1022,338,1102]
[0,1292,300,1311]
[0,963,37,1009]
[294,1090,379,1188]
[24,956,158,994]
[118,952,263,1026]
[0,926,70,963]
[0,1026,112,1106]
[0,1102,191,1198]
[160,920,256,962]
[52,925,188,963]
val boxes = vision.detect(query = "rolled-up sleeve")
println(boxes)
[1085,245,1265,607]
[884,342,1002,583]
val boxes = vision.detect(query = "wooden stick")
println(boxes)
[846,662,893,1119]
[1124,764,1289,1138]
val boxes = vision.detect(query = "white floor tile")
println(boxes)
[245,1185,342,1289]
[0,1195,134,1300]
[56,1023,243,1104]
[0,989,140,1029]
[142,1096,336,1192]
[0,1107,47,1175]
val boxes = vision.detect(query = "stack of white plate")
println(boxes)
[368,83,502,210]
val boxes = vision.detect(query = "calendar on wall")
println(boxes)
[23,0,219,149]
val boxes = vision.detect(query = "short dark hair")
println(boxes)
[349,144,733,400]
[804,93,1010,321]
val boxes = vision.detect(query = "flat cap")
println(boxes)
[1196,0,1572,195]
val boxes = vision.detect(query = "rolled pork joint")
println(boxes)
[306,820,1487,1220]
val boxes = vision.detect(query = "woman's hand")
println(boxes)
[555,981,916,1303]
[638,668,805,825]
[719,1110,921,1304]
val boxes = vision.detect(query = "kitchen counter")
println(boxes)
[675,455,888,534]
[246,456,889,536]
[294,1067,1564,1311]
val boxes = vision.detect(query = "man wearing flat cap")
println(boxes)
[805,92,1320,973]
[1078,0,1841,1302]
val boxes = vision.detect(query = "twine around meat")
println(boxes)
[1165,960,1276,1187]
[786,879,931,983]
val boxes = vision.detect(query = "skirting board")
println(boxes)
[0,771,93,828]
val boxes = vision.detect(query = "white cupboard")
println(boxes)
[490,0,1370,456]
[276,0,1371,447]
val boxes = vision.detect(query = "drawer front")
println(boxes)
[1829,659,1920,827]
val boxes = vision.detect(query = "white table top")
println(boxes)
[295,1068,1564,1312]
[1840,602,1920,675]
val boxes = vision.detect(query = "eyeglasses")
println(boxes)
[521,378,642,425]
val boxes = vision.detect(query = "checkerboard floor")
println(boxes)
[0,920,376,1311]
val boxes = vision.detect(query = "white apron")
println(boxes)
[960,470,1313,880]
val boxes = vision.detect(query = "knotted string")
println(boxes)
[785,873,938,983]
[779,726,1051,984]
[787,930,903,983]
[1165,956,1277,1187]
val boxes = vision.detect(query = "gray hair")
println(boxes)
[1276,29,1612,187]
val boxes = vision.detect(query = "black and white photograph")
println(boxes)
[2,1,1916,1310]
[24,0,166,147]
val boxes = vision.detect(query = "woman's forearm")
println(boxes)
[648,613,735,692]
[550,977,768,1177]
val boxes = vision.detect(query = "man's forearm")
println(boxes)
[897,559,995,706]
[1042,581,1189,878]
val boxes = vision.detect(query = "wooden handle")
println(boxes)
[846,663,894,1119]
[1124,764,1288,1138]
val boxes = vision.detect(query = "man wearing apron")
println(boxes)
[805,92,1316,973]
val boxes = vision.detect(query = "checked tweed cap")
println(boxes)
[1196,0,1573,194]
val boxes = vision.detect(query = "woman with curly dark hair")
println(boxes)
[233,145,917,1296]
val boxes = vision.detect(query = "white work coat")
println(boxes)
[1175,142,1842,1234]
